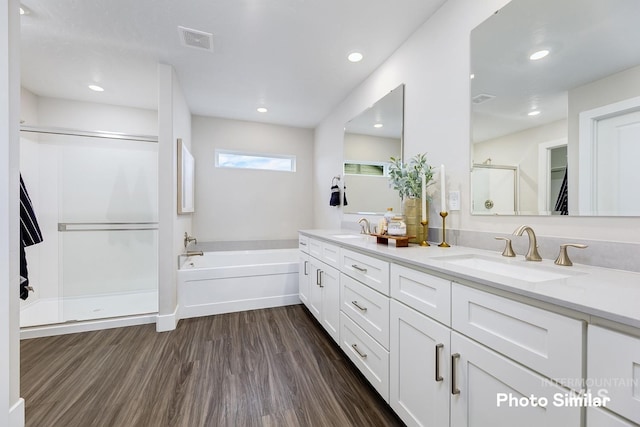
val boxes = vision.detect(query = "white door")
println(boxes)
[450,332,581,427]
[594,110,640,215]
[390,300,450,427]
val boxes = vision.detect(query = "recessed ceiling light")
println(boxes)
[529,49,549,61]
[257,107,268,113]
[528,110,541,116]
[373,123,383,128]
[347,52,363,63]
[88,84,104,92]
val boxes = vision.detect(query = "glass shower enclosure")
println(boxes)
[19,126,158,328]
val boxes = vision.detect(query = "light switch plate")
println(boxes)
[449,191,460,211]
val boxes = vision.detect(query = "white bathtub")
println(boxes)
[178,249,300,319]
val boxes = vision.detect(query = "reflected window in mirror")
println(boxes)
[470,0,640,216]
[343,84,404,215]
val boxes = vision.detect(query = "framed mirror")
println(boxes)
[470,0,640,216]
[343,84,404,215]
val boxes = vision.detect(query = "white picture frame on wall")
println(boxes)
[177,138,195,214]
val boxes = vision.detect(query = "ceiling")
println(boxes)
[470,0,640,143]
[19,0,446,129]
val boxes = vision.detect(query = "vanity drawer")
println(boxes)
[308,238,340,269]
[298,234,309,254]
[340,248,390,295]
[340,312,389,402]
[451,284,584,384]
[341,273,390,349]
[588,325,640,425]
[390,264,451,326]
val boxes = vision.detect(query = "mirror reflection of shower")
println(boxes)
[471,164,519,215]
[19,126,159,328]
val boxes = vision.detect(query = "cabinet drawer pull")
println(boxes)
[318,270,324,287]
[351,264,368,273]
[304,260,308,275]
[435,343,444,382]
[351,344,367,359]
[451,353,460,395]
[351,301,367,312]
[316,269,322,286]
[299,241,307,246]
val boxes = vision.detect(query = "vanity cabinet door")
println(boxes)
[308,259,340,343]
[298,251,310,306]
[450,332,581,427]
[389,300,450,427]
[588,325,640,425]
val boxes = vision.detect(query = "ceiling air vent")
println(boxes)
[472,93,496,105]
[178,26,214,52]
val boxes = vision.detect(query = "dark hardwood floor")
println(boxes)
[21,304,404,427]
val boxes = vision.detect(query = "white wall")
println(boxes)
[157,63,191,331]
[314,0,640,244]
[2,0,23,424]
[191,115,314,241]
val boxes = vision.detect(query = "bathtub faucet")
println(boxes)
[184,232,197,248]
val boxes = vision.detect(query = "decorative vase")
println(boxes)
[403,198,428,243]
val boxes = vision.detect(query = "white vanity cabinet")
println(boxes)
[298,251,310,306]
[450,331,582,427]
[389,299,451,427]
[308,257,340,343]
[338,248,391,401]
[587,325,640,425]
[301,236,341,343]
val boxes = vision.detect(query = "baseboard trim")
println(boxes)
[9,398,25,427]
[156,306,178,332]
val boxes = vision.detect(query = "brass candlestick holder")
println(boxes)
[420,220,430,246]
[438,211,450,247]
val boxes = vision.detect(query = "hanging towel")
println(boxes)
[343,186,348,206]
[329,185,340,206]
[554,168,568,216]
[20,174,43,300]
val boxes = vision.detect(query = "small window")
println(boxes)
[215,149,296,172]
[344,161,387,176]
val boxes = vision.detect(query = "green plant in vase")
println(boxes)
[388,153,434,242]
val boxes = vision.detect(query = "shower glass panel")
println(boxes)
[471,165,518,215]
[19,129,158,327]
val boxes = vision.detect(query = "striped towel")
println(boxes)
[20,174,43,300]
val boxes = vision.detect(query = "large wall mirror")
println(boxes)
[470,0,640,216]
[343,84,404,215]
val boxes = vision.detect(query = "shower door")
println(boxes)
[20,129,158,326]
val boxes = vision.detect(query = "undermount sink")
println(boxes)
[332,234,365,239]
[435,254,581,283]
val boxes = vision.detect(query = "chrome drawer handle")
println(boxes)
[299,241,307,246]
[304,260,309,275]
[351,301,367,312]
[451,353,460,395]
[316,269,323,287]
[435,343,444,382]
[351,264,368,273]
[352,344,367,359]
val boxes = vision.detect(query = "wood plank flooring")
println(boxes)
[21,304,405,427]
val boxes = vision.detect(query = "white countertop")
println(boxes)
[300,229,640,329]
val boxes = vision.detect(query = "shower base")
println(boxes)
[20,290,158,337]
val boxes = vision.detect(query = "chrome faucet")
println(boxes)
[513,225,542,261]
[184,232,197,248]
[358,218,371,234]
